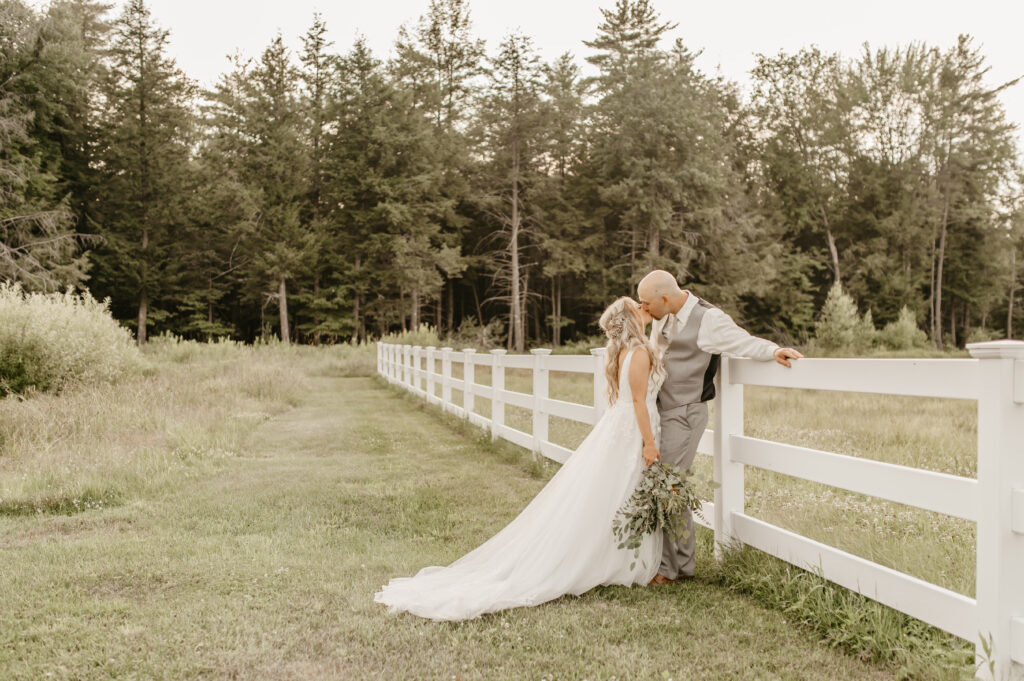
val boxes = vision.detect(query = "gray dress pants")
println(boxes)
[656,401,708,579]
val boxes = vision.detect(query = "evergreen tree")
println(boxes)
[296,14,338,343]
[535,53,591,345]
[392,0,481,332]
[327,39,458,338]
[921,36,1018,347]
[474,33,547,352]
[92,0,196,343]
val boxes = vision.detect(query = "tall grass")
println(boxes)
[0,283,142,394]
[399,357,980,679]
[0,342,310,516]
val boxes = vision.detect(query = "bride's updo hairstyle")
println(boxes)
[598,296,662,405]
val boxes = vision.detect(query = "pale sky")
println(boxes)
[116,0,1024,146]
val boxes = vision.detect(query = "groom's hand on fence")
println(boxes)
[773,347,804,368]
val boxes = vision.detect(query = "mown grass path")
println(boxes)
[1,377,895,680]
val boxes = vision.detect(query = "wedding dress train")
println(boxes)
[374,348,664,621]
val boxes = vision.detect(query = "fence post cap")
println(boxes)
[530,348,553,355]
[490,349,508,355]
[412,345,422,349]
[424,346,436,351]
[967,340,1024,360]
[590,348,607,356]
[462,348,476,354]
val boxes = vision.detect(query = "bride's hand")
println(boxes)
[642,441,660,466]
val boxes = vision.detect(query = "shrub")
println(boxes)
[965,327,1001,344]
[0,283,142,394]
[381,324,442,348]
[813,282,870,352]
[446,316,505,350]
[877,306,929,351]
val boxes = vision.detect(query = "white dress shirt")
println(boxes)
[651,292,779,362]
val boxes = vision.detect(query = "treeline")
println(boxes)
[1,0,1021,350]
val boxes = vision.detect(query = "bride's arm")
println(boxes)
[627,349,660,466]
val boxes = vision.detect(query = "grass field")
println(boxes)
[0,344,974,679]
[435,357,978,599]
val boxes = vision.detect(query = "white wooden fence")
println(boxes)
[377,340,1024,680]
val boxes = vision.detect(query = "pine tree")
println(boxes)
[0,0,94,290]
[296,14,338,343]
[535,53,590,346]
[474,33,547,352]
[92,0,196,343]
[326,39,457,338]
[392,0,481,333]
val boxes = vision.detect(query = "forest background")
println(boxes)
[2,0,1022,352]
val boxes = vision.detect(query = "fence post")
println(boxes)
[377,342,383,376]
[591,348,607,421]
[402,345,411,387]
[425,346,437,404]
[713,356,745,560]
[385,344,394,382]
[441,347,453,413]
[412,346,423,394]
[531,349,552,454]
[463,349,476,418]
[967,340,1024,681]
[490,349,507,441]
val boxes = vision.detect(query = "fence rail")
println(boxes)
[378,340,1024,680]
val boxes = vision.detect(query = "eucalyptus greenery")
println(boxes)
[613,461,712,570]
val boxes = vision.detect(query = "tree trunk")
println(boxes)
[351,254,362,344]
[400,288,407,333]
[447,281,454,334]
[819,204,840,284]
[551,277,561,347]
[351,291,361,344]
[933,191,950,350]
[137,226,149,345]
[312,275,321,346]
[472,284,483,328]
[1009,247,1017,339]
[411,289,420,330]
[137,287,148,345]
[278,277,290,343]
[949,299,957,348]
[207,277,214,328]
[510,136,524,353]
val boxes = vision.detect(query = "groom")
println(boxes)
[637,270,803,585]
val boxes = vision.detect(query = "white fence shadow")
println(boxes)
[378,340,1024,680]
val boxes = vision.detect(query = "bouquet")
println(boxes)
[612,460,709,570]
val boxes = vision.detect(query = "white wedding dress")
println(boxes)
[374,348,665,621]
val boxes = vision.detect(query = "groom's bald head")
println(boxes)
[638,270,680,298]
[637,270,685,320]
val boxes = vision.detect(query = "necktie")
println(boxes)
[661,315,674,343]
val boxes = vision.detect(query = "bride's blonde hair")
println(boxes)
[598,296,663,405]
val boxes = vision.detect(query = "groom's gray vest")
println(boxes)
[657,300,721,410]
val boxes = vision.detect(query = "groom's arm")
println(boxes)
[696,308,781,363]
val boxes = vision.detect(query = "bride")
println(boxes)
[374,297,667,621]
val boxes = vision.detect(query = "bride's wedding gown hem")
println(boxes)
[373,348,664,621]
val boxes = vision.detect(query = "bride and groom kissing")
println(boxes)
[375,270,803,621]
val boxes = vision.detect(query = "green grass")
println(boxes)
[415,354,979,678]
[0,345,977,679]
[1,368,905,681]
[434,360,978,597]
